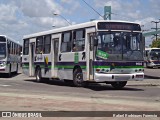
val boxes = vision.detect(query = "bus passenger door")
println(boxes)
[86,28,95,81]
[29,42,35,76]
[51,34,60,78]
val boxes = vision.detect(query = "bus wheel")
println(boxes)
[7,65,12,78]
[15,64,18,74]
[111,81,127,89]
[73,69,86,87]
[36,68,42,82]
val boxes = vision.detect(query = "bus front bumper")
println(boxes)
[0,66,7,73]
[94,72,144,82]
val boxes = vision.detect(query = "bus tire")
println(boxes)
[15,64,18,74]
[8,64,11,78]
[111,81,127,89]
[36,68,43,82]
[73,68,87,87]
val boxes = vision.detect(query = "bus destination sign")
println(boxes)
[97,22,141,31]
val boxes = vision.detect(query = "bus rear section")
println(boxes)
[145,48,160,68]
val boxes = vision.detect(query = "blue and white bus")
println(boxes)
[22,20,144,89]
[0,35,22,77]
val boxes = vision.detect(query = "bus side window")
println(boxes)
[61,32,72,52]
[146,51,148,57]
[23,39,29,55]
[36,36,43,54]
[72,29,85,52]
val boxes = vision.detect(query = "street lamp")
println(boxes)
[53,13,71,25]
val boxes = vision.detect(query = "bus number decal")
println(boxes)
[136,62,142,66]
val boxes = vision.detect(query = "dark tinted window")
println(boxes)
[23,39,29,55]
[0,36,6,42]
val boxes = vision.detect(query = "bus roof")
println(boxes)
[23,20,141,39]
[0,35,22,46]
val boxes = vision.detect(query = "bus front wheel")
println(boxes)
[73,68,87,87]
[111,81,127,89]
[36,68,42,82]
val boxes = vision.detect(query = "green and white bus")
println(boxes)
[0,35,22,77]
[22,20,144,89]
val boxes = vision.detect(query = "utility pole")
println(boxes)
[151,20,160,41]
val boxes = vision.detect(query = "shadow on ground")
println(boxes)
[24,79,144,92]
[0,73,21,78]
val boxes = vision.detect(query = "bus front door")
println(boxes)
[29,42,35,76]
[86,28,95,81]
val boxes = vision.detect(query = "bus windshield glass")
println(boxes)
[0,43,6,59]
[96,32,143,61]
[150,49,160,60]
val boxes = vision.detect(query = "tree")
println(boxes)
[151,38,160,48]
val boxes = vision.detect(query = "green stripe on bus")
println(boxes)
[93,66,110,68]
[55,65,86,69]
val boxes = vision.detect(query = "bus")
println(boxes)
[144,48,160,68]
[0,35,22,77]
[22,20,144,89]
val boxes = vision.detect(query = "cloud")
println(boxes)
[0,0,76,43]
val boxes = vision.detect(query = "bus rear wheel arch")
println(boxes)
[35,67,43,82]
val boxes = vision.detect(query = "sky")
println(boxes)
[0,0,160,45]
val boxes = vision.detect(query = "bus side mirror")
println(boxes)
[94,38,98,46]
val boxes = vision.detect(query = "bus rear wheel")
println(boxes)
[36,68,42,82]
[111,81,127,89]
[73,68,87,87]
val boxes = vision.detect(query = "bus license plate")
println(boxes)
[115,76,130,80]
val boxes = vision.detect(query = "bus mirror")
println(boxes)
[94,38,98,46]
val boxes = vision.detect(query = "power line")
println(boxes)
[81,0,104,19]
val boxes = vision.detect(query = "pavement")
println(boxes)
[144,68,160,79]
[127,67,160,86]
[127,79,160,86]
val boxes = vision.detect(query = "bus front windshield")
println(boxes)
[150,49,160,60]
[96,32,143,61]
[0,43,6,59]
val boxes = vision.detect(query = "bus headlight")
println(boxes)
[0,62,6,67]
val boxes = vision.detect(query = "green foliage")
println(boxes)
[151,38,160,48]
